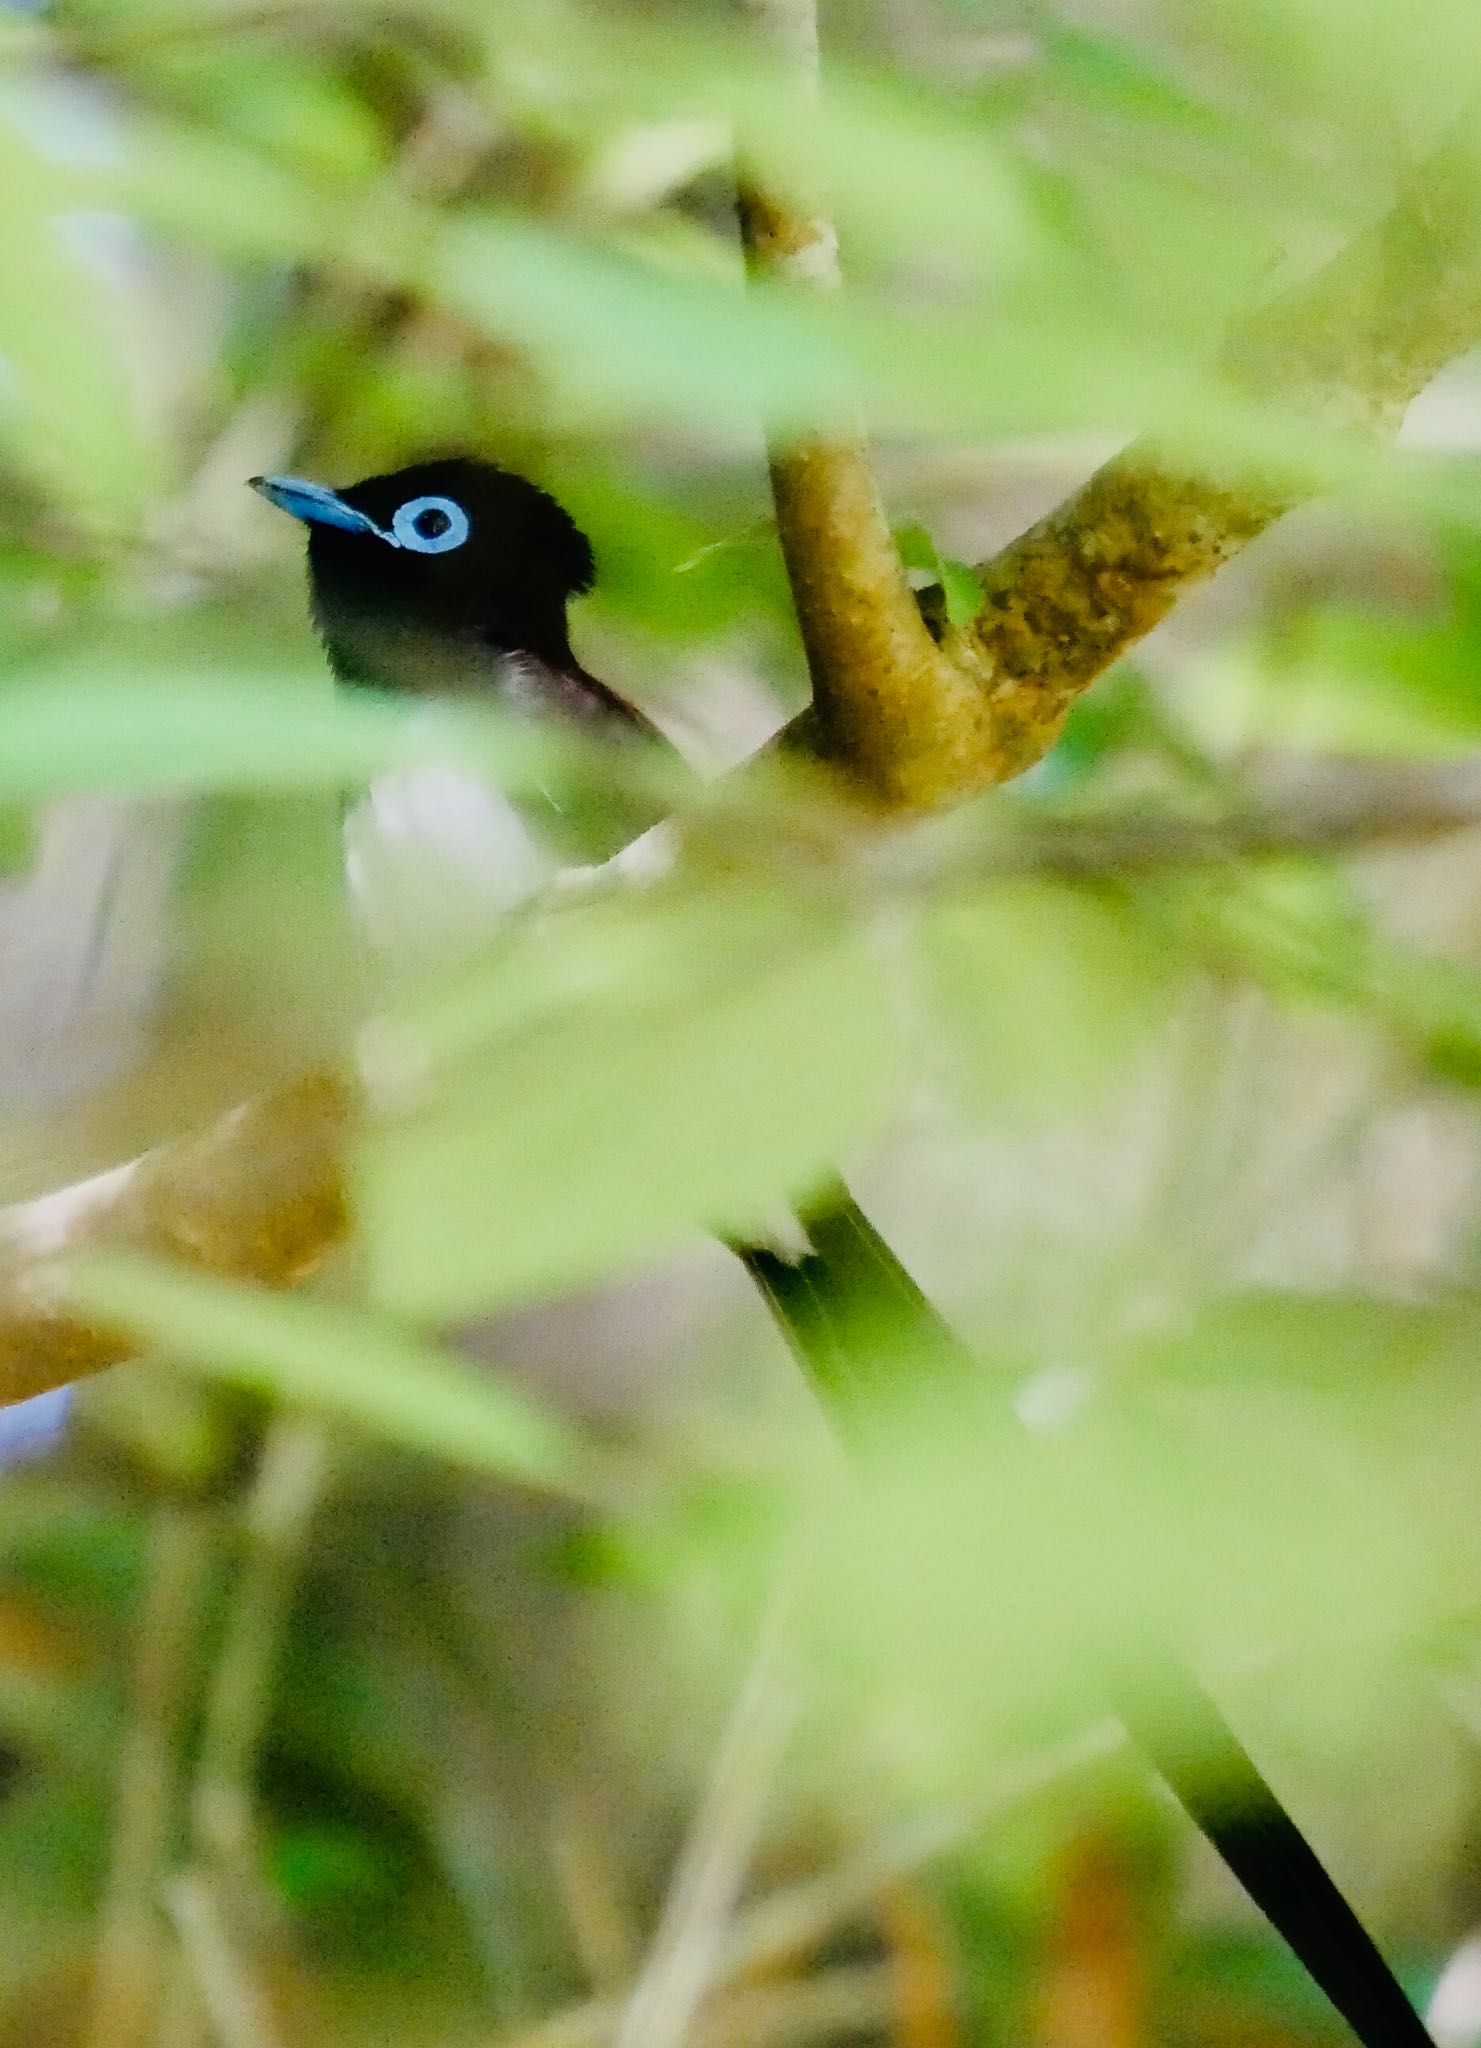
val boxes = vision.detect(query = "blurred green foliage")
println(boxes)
[2,0,1481,2042]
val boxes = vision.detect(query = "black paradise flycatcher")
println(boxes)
[253,456,1433,2048]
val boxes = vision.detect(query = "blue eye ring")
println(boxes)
[392,494,470,553]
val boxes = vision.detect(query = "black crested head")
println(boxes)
[251,457,599,699]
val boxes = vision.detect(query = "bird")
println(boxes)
[252,461,649,738]
[253,455,1431,2048]
[252,459,675,963]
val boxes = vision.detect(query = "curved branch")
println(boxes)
[0,1073,349,1404]
[744,48,1481,804]
[940,121,1481,788]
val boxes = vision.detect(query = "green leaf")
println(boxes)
[431,212,848,434]
[0,802,36,875]
[0,677,540,804]
[895,522,984,630]
[80,109,348,268]
[494,6,1034,279]
[1159,864,1481,1083]
[132,44,388,184]
[0,677,397,801]
[732,49,1032,280]
[1187,613,1481,757]
[61,1253,591,1494]
[0,107,161,524]
[1037,22,1249,147]
[356,887,902,1316]
[171,793,365,1089]
[920,880,1177,1124]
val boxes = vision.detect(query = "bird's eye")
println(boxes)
[391,494,470,554]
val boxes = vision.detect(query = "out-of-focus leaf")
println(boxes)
[492,2,1034,277]
[1125,1286,1481,1633]
[327,344,487,462]
[733,53,1032,279]
[1151,859,1370,1007]
[357,884,902,1315]
[1187,612,1481,756]
[61,1253,591,1493]
[76,109,349,266]
[1037,21,1245,143]
[558,467,788,642]
[128,45,388,183]
[1157,0,1481,176]
[0,676,558,803]
[436,200,1216,444]
[1039,151,1278,356]
[1036,666,1207,791]
[0,803,36,875]
[1159,863,1481,1083]
[170,793,364,1087]
[431,212,849,433]
[919,880,1178,1124]
[0,105,159,523]
[0,676,396,800]
[1139,1285,1481,1389]
[621,1317,1468,1805]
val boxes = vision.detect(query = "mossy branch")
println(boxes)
[937,121,1481,791]
[740,26,1481,804]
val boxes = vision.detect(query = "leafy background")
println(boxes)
[3,0,1481,2044]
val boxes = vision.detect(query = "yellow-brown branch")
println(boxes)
[749,68,1481,805]
[0,1074,349,1405]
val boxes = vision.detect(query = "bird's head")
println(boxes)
[250,457,596,684]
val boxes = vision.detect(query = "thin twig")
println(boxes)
[150,1417,331,2047]
[720,1720,1121,1980]
[497,1966,895,2048]
[499,1721,1121,2048]
[191,1415,331,1897]
[693,1962,894,2048]
[611,1615,796,2048]
[161,1870,287,2048]
[897,768,1481,892]
[85,1506,215,2048]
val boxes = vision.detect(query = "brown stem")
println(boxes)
[85,1506,215,2048]
[735,0,983,809]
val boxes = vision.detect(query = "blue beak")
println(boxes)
[249,473,390,540]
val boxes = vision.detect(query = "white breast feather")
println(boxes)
[345,765,556,971]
